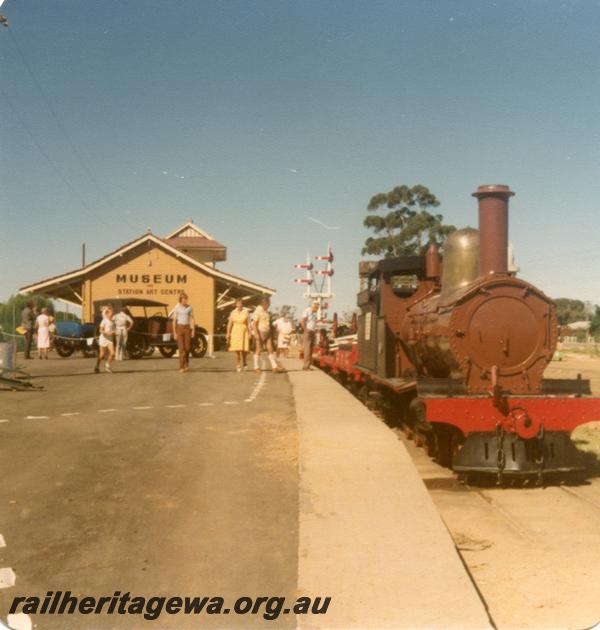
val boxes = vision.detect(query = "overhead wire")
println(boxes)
[5,25,139,233]
[0,86,118,233]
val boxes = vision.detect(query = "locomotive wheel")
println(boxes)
[436,429,460,468]
[357,385,370,406]
[55,341,75,358]
[348,381,361,398]
[158,346,176,358]
[423,432,436,457]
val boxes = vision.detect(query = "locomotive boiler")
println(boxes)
[316,185,600,482]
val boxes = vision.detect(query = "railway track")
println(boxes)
[394,428,600,629]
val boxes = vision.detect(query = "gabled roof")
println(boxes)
[165,221,215,241]
[19,232,274,296]
[165,237,225,250]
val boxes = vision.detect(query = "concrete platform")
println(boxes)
[284,360,493,629]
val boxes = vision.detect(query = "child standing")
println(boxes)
[95,305,116,373]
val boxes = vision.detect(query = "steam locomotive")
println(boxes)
[316,185,600,481]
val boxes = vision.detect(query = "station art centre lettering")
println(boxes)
[116,274,188,284]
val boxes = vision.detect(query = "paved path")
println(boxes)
[0,354,492,629]
[285,360,492,630]
[0,355,298,629]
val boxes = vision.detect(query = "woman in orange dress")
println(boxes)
[226,299,250,372]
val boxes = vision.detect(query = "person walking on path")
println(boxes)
[301,302,319,370]
[251,297,284,373]
[170,293,195,373]
[114,306,134,361]
[274,310,293,358]
[95,305,116,373]
[35,308,51,360]
[21,301,35,359]
[227,298,250,372]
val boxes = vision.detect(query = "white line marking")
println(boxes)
[132,406,153,410]
[97,409,117,413]
[0,534,5,548]
[60,412,80,417]
[197,402,214,407]
[25,415,48,420]
[165,404,186,408]
[0,419,8,423]
[245,372,267,403]
[0,567,16,588]
[224,401,239,405]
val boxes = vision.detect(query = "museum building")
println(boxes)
[19,222,274,340]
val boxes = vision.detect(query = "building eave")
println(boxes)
[19,233,275,297]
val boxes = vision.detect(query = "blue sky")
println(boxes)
[1,0,600,314]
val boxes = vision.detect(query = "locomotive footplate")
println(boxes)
[452,431,585,476]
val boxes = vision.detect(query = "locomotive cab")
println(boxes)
[357,256,434,380]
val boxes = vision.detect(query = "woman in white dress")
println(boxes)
[35,308,51,359]
[274,312,293,358]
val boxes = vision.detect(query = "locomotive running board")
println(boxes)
[417,378,468,396]
[353,365,417,394]
[415,377,591,397]
[541,377,591,396]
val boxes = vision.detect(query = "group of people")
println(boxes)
[226,296,319,372]
[20,293,320,374]
[226,296,285,373]
[92,292,197,374]
[20,301,57,360]
[94,303,135,373]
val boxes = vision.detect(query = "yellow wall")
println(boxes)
[86,245,215,332]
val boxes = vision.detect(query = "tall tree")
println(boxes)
[554,298,589,326]
[589,306,600,340]
[362,184,455,257]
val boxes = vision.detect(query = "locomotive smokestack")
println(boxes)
[425,243,441,280]
[472,184,515,276]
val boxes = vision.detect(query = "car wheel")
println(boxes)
[158,346,177,358]
[55,341,75,358]
[191,334,207,358]
[127,342,146,360]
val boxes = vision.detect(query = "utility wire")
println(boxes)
[6,26,139,233]
[1,86,116,233]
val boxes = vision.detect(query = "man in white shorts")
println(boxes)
[114,305,134,361]
[95,305,116,373]
[252,297,284,373]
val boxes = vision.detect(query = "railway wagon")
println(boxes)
[316,185,600,482]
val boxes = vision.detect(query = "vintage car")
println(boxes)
[54,320,98,358]
[55,298,208,359]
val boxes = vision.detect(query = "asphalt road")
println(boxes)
[0,353,299,629]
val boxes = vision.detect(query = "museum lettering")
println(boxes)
[116,274,187,284]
